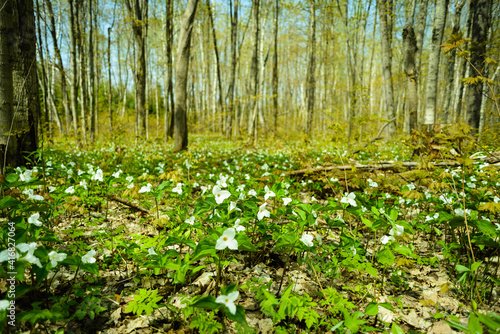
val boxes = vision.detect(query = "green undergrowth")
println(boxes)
[1,129,500,333]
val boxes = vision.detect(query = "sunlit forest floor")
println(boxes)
[2,129,500,333]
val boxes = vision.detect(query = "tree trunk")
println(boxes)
[466,0,491,133]
[89,0,96,141]
[305,0,316,137]
[0,0,39,171]
[403,23,418,133]
[125,0,148,138]
[377,0,396,137]
[164,0,174,139]
[248,0,260,139]
[174,0,199,152]
[0,0,16,172]
[108,27,113,133]
[77,0,87,143]
[45,0,70,134]
[68,0,79,139]
[206,0,223,127]
[225,0,238,138]
[423,0,448,126]
[272,0,278,136]
[442,0,465,123]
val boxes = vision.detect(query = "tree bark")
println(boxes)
[442,0,465,123]
[226,0,238,138]
[45,0,70,134]
[466,0,491,133]
[206,0,223,128]
[125,0,148,138]
[68,0,79,139]
[248,0,260,139]
[305,0,316,137]
[164,0,174,139]
[403,23,418,133]
[89,0,96,141]
[174,0,199,152]
[423,0,449,126]
[0,0,16,172]
[0,0,39,170]
[272,0,278,136]
[377,0,396,137]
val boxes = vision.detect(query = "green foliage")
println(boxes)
[125,289,163,316]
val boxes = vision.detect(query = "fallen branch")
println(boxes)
[108,195,150,214]
[285,161,460,176]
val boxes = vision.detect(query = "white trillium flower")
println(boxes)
[389,224,404,236]
[147,247,157,256]
[238,192,246,201]
[19,169,33,182]
[248,189,257,197]
[283,197,292,206]
[381,235,395,244]
[28,213,42,227]
[127,183,134,189]
[126,176,134,183]
[172,183,183,195]
[201,186,208,194]
[228,201,238,213]
[65,186,75,194]
[257,203,270,220]
[340,192,357,207]
[82,250,97,264]
[300,233,314,247]
[48,251,67,267]
[139,183,152,193]
[193,182,199,187]
[213,185,231,204]
[0,300,10,310]
[264,186,276,201]
[23,188,44,201]
[350,246,357,256]
[215,228,238,251]
[367,178,378,188]
[185,216,195,225]
[215,290,239,315]
[237,184,245,192]
[17,242,42,267]
[92,168,104,182]
[234,219,245,232]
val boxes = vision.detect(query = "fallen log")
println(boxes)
[108,195,150,214]
[284,160,496,176]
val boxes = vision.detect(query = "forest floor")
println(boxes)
[2,132,500,333]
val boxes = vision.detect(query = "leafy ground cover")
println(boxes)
[1,132,500,333]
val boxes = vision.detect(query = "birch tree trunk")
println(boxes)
[174,0,199,152]
[226,0,238,138]
[442,0,465,123]
[466,0,491,133]
[423,0,448,127]
[305,0,316,137]
[377,0,396,137]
